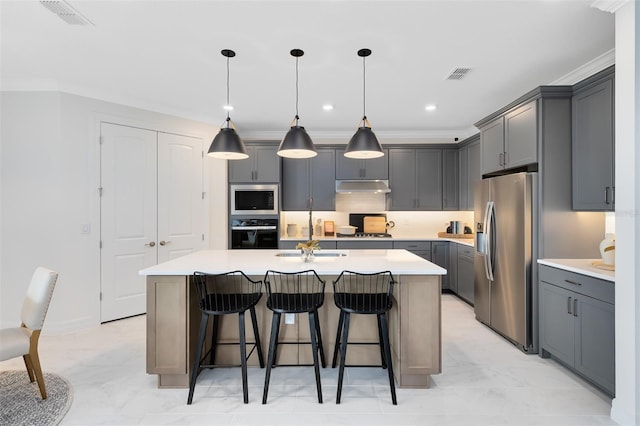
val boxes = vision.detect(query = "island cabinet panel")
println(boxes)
[146,275,199,388]
[572,66,615,211]
[539,265,615,395]
[335,148,389,180]
[395,275,442,386]
[228,144,280,183]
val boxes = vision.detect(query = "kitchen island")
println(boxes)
[140,249,445,389]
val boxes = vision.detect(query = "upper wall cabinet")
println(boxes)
[228,143,280,183]
[282,148,335,211]
[389,148,442,210]
[572,66,615,211]
[335,148,389,180]
[479,99,537,175]
[442,148,459,211]
[458,134,481,211]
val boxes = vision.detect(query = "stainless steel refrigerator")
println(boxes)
[474,172,536,353]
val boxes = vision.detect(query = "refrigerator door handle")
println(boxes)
[484,201,495,282]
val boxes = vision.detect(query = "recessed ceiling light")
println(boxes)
[425,104,437,112]
[223,105,234,111]
[322,104,334,111]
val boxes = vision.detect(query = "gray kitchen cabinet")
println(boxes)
[442,149,459,211]
[335,148,389,180]
[431,241,449,290]
[572,66,615,211]
[458,135,481,211]
[393,241,431,261]
[228,143,280,183]
[281,148,335,211]
[539,264,615,396]
[336,240,393,249]
[479,99,537,175]
[456,244,474,304]
[389,148,442,210]
[448,243,458,293]
[279,240,337,250]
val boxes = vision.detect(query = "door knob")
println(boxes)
[159,240,171,246]
[145,241,156,247]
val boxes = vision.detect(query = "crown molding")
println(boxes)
[591,0,630,13]
[549,48,615,85]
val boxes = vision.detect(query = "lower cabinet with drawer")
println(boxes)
[456,244,474,305]
[539,264,615,396]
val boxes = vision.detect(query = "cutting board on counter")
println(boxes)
[364,216,387,234]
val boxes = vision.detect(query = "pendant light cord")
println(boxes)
[225,55,231,126]
[295,55,300,125]
[362,54,366,121]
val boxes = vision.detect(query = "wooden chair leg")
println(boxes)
[22,354,35,382]
[26,330,47,399]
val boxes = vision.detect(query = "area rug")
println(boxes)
[0,370,73,426]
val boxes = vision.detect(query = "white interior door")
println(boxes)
[100,123,157,322]
[157,132,204,262]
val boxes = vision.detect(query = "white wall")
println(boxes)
[610,2,640,424]
[0,91,227,332]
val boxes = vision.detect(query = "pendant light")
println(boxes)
[277,49,317,159]
[207,49,248,160]
[345,48,384,159]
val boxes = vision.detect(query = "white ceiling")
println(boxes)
[0,0,615,142]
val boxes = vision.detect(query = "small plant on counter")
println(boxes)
[296,240,321,251]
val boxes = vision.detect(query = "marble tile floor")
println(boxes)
[0,294,616,425]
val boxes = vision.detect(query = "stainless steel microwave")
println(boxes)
[230,184,279,215]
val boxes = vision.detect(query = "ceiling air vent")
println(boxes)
[40,1,93,26]
[446,67,472,80]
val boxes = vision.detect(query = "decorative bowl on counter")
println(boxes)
[337,225,357,235]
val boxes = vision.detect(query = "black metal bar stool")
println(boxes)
[187,271,265,404]
[332,270,397,405]
[262,269,326,404]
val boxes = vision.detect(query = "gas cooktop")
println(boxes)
[336,232,392,238]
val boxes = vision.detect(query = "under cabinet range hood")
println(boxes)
[335,180,391,193]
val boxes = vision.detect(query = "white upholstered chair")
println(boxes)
[0,267,59,399]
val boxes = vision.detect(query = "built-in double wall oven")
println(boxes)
[229,184,279,249]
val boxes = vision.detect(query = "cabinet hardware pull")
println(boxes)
[564,279,582,286]
[567,296,572,314]
[605,187,610,205]
[573,298,578,317]
[499,152,503,166]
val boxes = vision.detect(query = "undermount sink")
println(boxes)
[275,251,347,257]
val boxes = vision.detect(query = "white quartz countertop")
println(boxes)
[537,259,615,282]
[140,249,447,276]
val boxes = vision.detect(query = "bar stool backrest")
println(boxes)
[192,271,262,315]
[263,270,326,313]
[333,270,395,314]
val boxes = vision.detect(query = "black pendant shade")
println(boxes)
[207,49,249,160]
[208,124,248,160]
[278,124,317,159]
[345,48,384,160]
[277,49,317,159]
[345,123,384,159]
